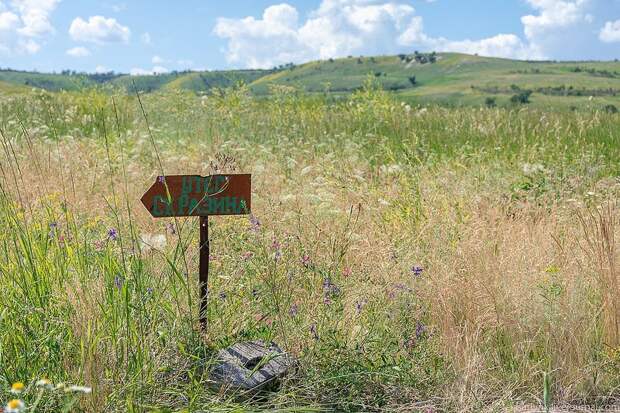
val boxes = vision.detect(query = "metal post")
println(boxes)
[199,215,209,329]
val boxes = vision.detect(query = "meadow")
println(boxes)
[0,81,619,412]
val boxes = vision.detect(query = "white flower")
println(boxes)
[140,233,167,252]
[522,163,545,175]
[66,385,92,394]
[36,378,54,390]
[5,399,25,413]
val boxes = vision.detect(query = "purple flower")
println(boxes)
[310,323,319,340]
[323,295,332,305]
[165,222,176,235]
[49,222,58,229]
[114,275,124,290]
[289,303,298,316]
[322,278,340,296]
[415,321,426,339]
[249,214,261,232]
[107,228,118,241]
[411,266,424,277]
[301,254,311,268]
[157,176,165,183]
[272,238,282,261]
[219,291,227,300]
[49,222,58,238]
[146,287,153,295]
[355,299,367,314]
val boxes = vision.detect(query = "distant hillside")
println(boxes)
[2,53,620,110]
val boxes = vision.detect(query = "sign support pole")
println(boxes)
[199,215,209,329]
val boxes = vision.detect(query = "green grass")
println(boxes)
[0,83,619,411]
[3,53,620,111]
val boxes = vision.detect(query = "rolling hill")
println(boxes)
[2,53,620,110]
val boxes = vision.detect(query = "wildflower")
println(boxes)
[411,266,424,277]
[249,214,261,232]
[289,303,298,316]
[342,267,352,277]
[66,385,92,394]
[114,275,124,290]
[219,291,227,301]
[107,228,118,241]
[323,278,340,296]
[165,222,176,235]
[10,382,24,394]
[355,299,367,314]
[157,176,165,183]
[5,399,25,413]
[49,222,58,238]
[140,233,167,252]
[323,295,332,305]
[415,321,426,339]
[310,323,319,340]
[242,251,253,260]
[36,378,54,390]
[301,254,311,268]
[252,288,259,299]
[93,240,105,251]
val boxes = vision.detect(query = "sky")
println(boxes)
[0,0,620,74]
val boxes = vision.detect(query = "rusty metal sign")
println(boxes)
[141,173,252,330]
[141,174,251,217]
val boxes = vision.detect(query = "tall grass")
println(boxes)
[0,83,618,412]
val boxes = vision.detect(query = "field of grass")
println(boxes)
[0,82,619,412]
[3,53,620,111]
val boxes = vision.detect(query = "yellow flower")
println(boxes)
[5,399,25,413]
[10,382,25,394]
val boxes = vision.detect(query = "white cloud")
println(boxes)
[520,0,593,58]
[436,34,534,60]
[599,20,620,43]
[140,31,151,44]
[214,0,619,67]
[130,65,169,76]
[151,54,165,64]
[214,0,540,68]
[0,11,19,32]
[0,0,59,55]
[66,45,90,57]
[95,64,108,73]
[69,15,130,44]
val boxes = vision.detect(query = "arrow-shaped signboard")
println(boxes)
[141,174,251,217]
[141,173,251,329]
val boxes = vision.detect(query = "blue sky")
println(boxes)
[1,0,619,74]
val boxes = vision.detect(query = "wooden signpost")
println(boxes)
[141,174,251,328]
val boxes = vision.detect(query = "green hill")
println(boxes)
[248,53,620,110]
[2,53,620,110]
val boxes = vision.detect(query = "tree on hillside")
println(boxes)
[408,75,416,86]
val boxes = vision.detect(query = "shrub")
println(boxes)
[604,104,618,114]
[485,97,496,108]
[510,90,532,104]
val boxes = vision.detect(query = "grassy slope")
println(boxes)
[249,53,620,109]
[2,53,620,109]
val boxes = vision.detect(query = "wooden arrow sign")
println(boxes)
[141,174,251,217]
[141,173,251,330]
